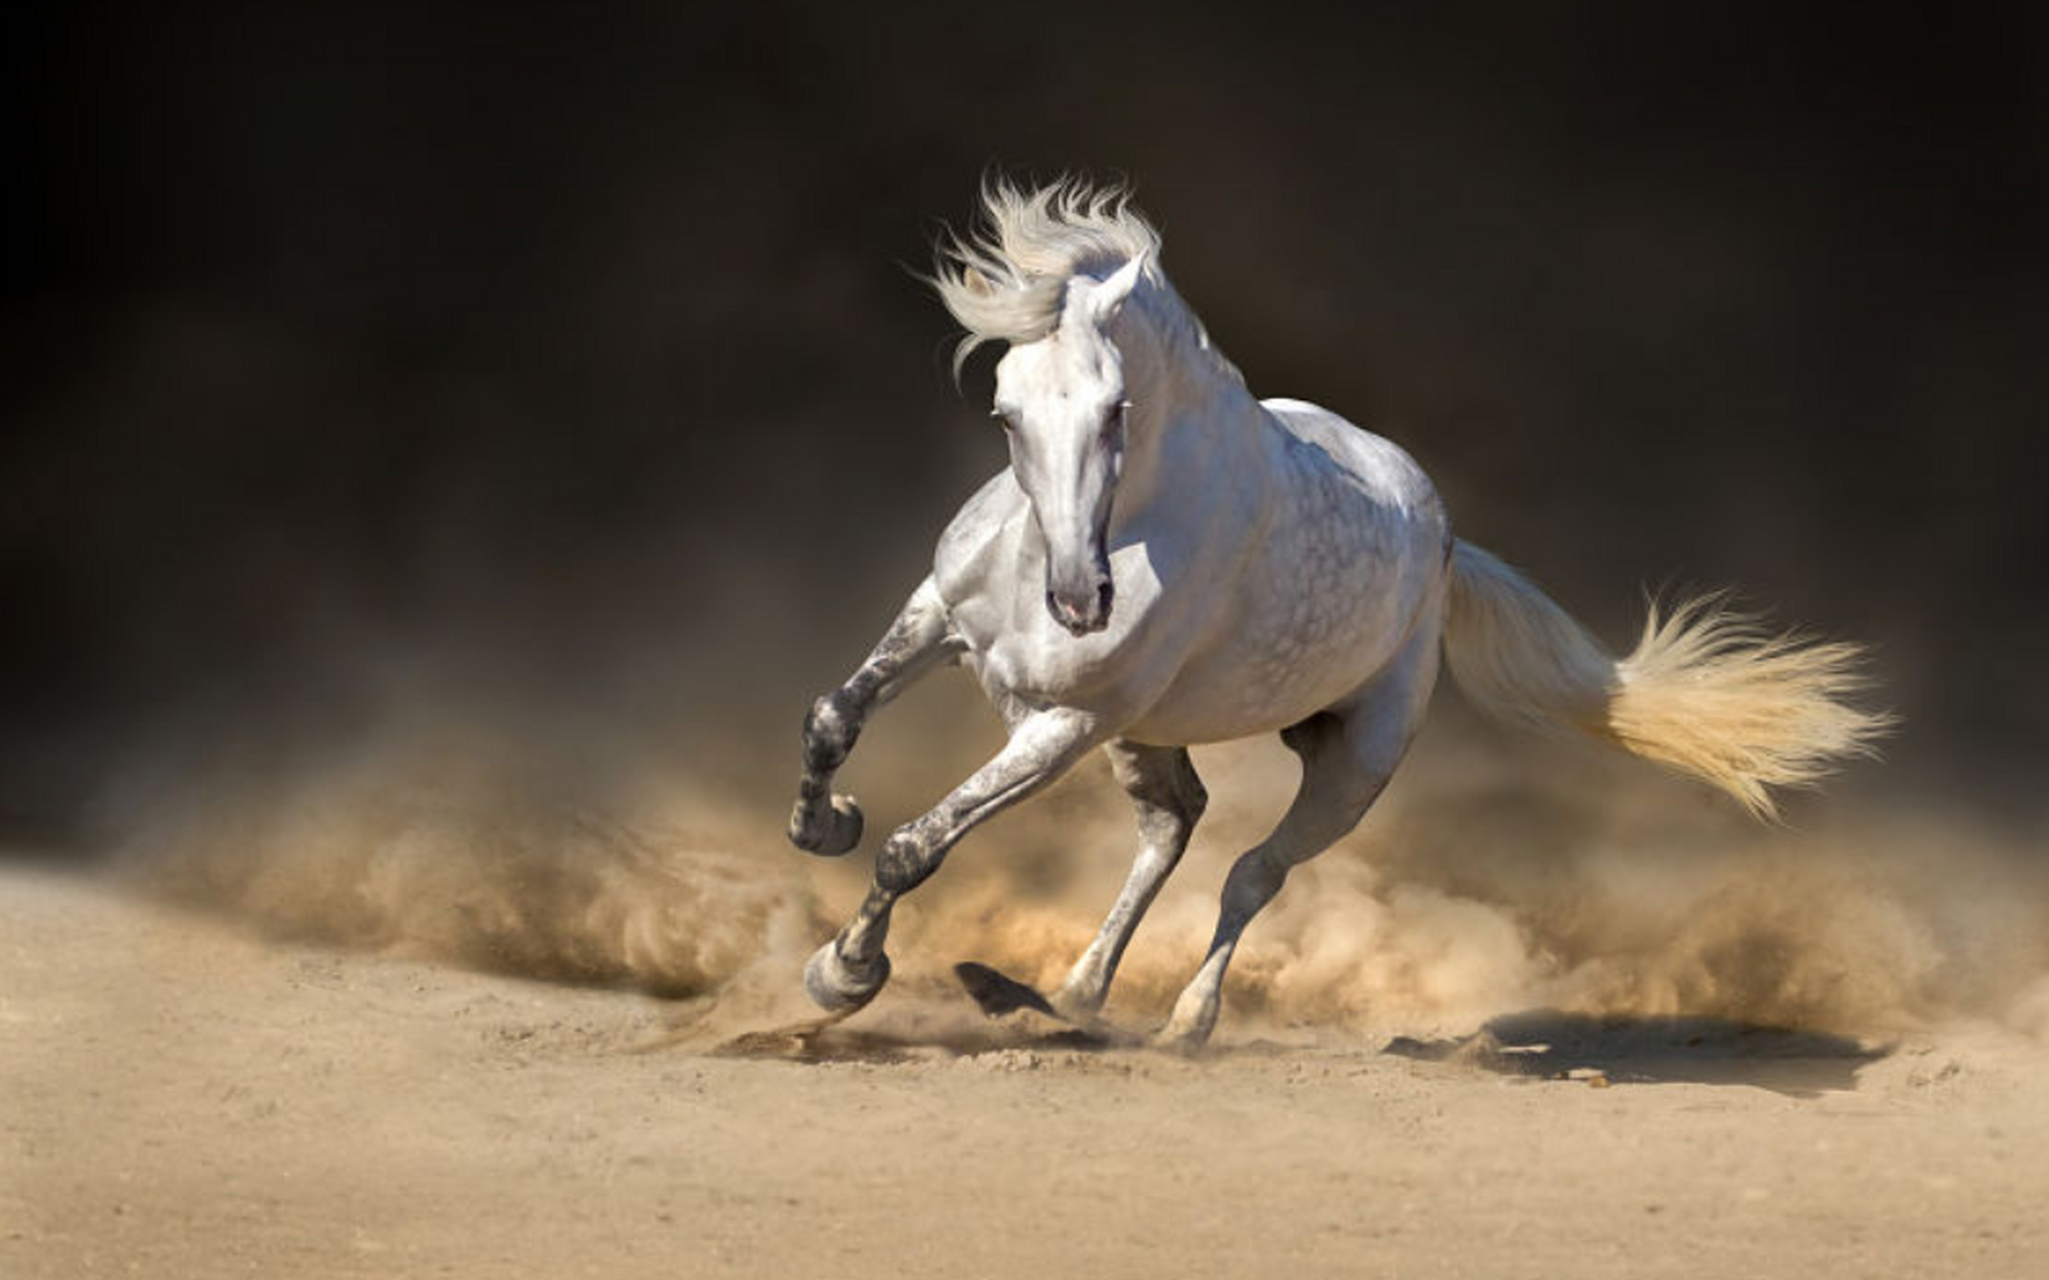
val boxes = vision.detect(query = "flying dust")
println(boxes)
[97,677,2049,1052]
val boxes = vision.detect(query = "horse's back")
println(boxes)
[1260,399,1440,514]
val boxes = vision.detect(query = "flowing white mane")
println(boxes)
[930,177,1165,372]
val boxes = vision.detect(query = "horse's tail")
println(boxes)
[1440,539,1889,819]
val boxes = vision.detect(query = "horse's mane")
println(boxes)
[930,176,1163,374]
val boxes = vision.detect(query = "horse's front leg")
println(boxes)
[789,577,964,856]
[805,706,1108,1014]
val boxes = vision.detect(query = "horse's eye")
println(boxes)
[990,408,1015,432]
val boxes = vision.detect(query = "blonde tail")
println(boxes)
[1442,540,1890,818]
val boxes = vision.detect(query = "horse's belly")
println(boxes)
[1124,584,1411,743]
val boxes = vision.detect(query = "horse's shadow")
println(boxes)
[704,1015,1124,1065]
[691,962,1886,1094]
[700,1008,1886,1096]
[1385,1009,1887,1097]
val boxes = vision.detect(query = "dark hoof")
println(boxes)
[804,942,889,1014]
[788,794,864,857]
[954,962,1057,1019]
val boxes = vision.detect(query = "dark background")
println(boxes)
[5,1,2044,844]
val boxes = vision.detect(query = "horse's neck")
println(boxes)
[1114,295,1270,533]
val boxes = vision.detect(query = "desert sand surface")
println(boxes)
[5,856,2046,1280]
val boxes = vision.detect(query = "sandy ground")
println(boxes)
[4,863,2046,1280]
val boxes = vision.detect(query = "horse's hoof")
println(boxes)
[1152,1007,1218,1056]
[788,795,864,857]
[1150,1025,1212,1057]
[804,941,890,1015]
[1045,985,1109,1026]
[955,962,1057,1019]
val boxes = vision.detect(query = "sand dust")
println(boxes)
[99,711,2049,1045]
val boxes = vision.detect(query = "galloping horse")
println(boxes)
[788,179,1882,1047]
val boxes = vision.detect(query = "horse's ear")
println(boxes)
[1090,252,1147,321]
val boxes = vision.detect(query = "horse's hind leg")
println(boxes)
[789,577,963,856]
[1158,635,1439,1049]
[806,707,1108,1014]
[1048,742,1207,1020]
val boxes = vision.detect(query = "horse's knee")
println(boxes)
[1136,780,1205,852]
[875,828,943,896]
[1120,749,1207,847]
[802,691,860,773]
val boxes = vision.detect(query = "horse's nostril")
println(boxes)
[1045,584,1108,633]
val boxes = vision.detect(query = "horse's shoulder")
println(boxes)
[933,468,1028,605]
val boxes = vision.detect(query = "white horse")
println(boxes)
[788,179,1883,1048]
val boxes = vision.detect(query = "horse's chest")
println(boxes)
[965,539,1171,712]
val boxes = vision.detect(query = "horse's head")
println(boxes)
[988,254,1146,636]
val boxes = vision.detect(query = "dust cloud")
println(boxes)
[101,685,2049,1048]
[109,720,831,1006]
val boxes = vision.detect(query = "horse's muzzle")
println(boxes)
[1046,580,1114,636]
